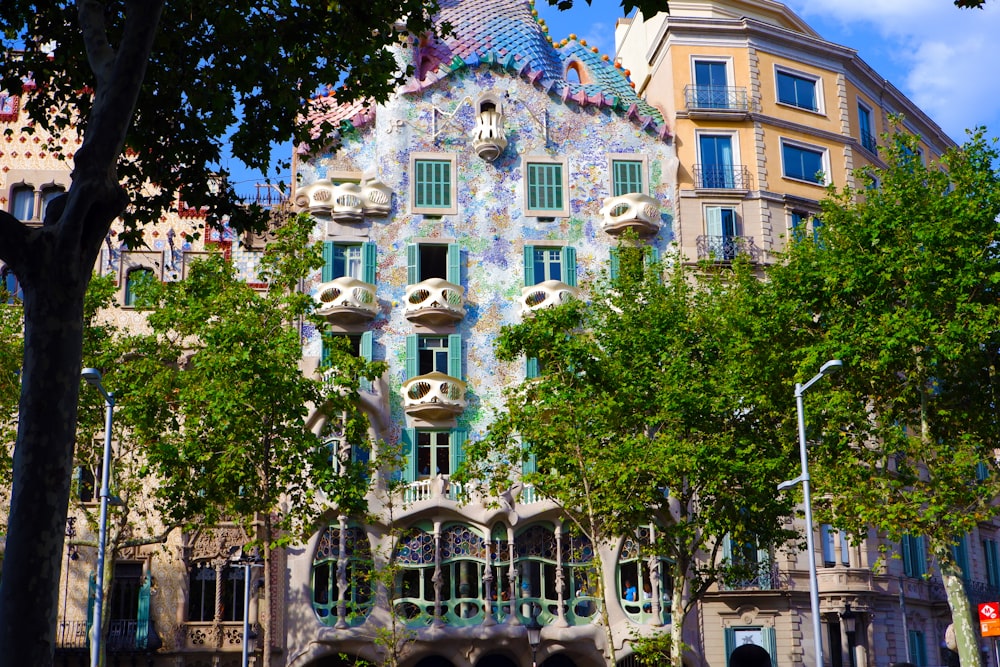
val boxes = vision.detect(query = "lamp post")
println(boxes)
[778,359,843,667]
[524,614,542,667]
[230,547,263,667]
[81,367,115,667]
[841,603,857,667]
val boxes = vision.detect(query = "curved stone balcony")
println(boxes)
[401,371,467,421]
[295,178,393,220]
[471,109,508,162]
[520,280,580,315]
[599,193,661,236]
[404,278,466,325]
[314,277,378,324]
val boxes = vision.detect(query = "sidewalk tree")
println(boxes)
[767,128,1000,667]
[0,2,442,661]
[117,216,384,666]
[458,247,798,667]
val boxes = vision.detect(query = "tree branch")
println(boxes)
[77,0,116,89]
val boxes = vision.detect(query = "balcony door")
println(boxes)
[699,134,735,188]
[705,206,738,260]
[694,60,728,108]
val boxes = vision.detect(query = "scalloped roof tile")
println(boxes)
[307,0,670,140]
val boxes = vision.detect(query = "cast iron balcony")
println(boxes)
[402,371,468,421]
[599,193,661,237]
[693,165,753,190]
[520,280,580,315]
[683,85,750,115]
[314,277,378,324]
[404,277,466,325]
[860,131,878,154]
[696,235,763,263]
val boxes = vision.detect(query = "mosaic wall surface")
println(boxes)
[299,65,677,456]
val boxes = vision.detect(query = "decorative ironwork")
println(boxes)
[693,164,753,189]
[441,525,487,560]
[684,85,750,112]
[696,235,764,263]
[860,132,878,154]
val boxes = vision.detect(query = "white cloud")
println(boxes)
[786,0,1000,140]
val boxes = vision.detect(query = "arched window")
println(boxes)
[393,526,436,626]
[10,185,34,221]
[312,524,373,626]
[187,562,246,622]
[618,525,672,625]
[123,267,154,307]
[40,185,65,222]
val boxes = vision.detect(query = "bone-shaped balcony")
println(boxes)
[599,193,661,236]
[314,277,378,324]
[519,280,581,315]
[401,371,468,421]
[404,278,466,325]
[295,178,393,220]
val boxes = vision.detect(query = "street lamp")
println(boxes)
[81,367,115,667]
[778,359,843,667]
[524,614,542,667]
[230,546,264,667]
[841,603,857,667]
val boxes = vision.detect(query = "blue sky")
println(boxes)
[227,0,1000,197]
[534,0,1000,144]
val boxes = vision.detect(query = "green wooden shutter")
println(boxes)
[362,242,377,285]
[562,247,577,287]
[322,241,336,282]
[416,159,451,209]
[528,163,563,211]
[450,428,468,474]
[360,331,373,392]
[525,358,540,379]
[646,246,661,265]
[901,535,913,576]
[447,243,461,284]
[521,441,537,476]
[405,334,419,379]
[402,428,417,482]
[136,575,152,648]
[523,246,536,286]
[762,627,778,667]
[613,160,643,196]
[448,334,462,380]
[987,540,1000,587]
[609,248,620,280]
[724,627,736,667]
[86,573,96,639]
[407,243,419,285]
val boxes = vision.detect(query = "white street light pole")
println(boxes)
[230,547,263,667]
[778,359,842,667]
[81,368,115,667]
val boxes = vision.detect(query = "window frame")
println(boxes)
[523,244,577,287]
[322,240,377,284]
[406,241,461,285]
[774,66,823,113]
[696,130,741,189]
[405,333,463,380]
[410,152,458,215]
[690,56,736,109]
[780,139,830,186]
[524,156,569,218]
[608,154,648,197]
[857,101,877,154]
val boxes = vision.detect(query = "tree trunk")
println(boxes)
[670,570,685,667]
[940,560,980,667]
[0,240,91,666]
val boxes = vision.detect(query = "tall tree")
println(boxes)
[117,215,383,666]
[767,129,1000,667]
[458,247,798,667]
[0,3,441,662]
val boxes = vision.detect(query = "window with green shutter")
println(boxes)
[323,241,377,283]
[523,245,576,287]
[405,333,462,379]
[525,161,567,216]
[406,242,461,284]
[411,153,457,214]
[985,539,1000,588]
[612,159,644,196]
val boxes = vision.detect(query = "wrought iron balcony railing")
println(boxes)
[57,619,161,652]
[696,235,764,263]
[684,85,750,112]
[860,131,878,154]
[718,561,785,591]
[693,164,753,190]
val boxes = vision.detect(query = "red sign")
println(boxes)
[979,603,1000,637]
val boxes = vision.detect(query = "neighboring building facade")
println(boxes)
[1,2,991,667]
[613,4,966,667]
